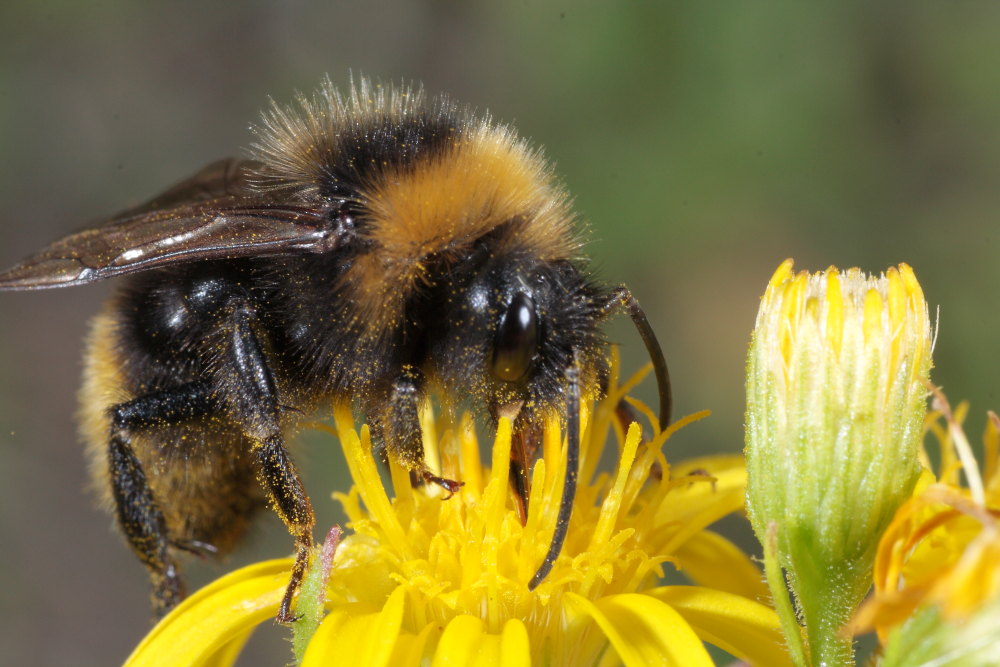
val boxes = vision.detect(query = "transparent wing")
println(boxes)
[0,160,337,290]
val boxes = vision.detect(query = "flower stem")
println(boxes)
[798,582,855,667]
[787,537,864,667]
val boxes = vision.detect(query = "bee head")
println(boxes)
[430,249,609,427]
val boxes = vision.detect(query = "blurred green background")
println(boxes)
[1,2,999,665]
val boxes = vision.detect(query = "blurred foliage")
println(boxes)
[0,2,998,666]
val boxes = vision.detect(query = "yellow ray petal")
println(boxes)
[388,623,440,666]
[124,559,290,667]
[673,530,769,602]
[432,615,490,667]
[202,632,255,667]
[649,586,792,667]
[301,586,406,667]
[672,454,746,478]
[430,618,531,667]
[565,592,715,667]
[659,458,747,530]
[497,619,531,666]
[657,470,747,554]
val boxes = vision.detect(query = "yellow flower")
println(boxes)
[124,353,788,666]
[745,260,932,666]
[851,398,1000,664]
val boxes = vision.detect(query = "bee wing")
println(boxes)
[0,160,337,290]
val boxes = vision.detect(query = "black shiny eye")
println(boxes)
[490,292,538,382]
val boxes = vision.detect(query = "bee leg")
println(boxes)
[220,298,314,623]
[383,369,463,496]
[107,381,217,617]
[108,431,184,615]
[252,436,314,623]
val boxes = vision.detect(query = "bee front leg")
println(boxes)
[108,381,217,617]
[220,298,314,623]
[381,368,463,496]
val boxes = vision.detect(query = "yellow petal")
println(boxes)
[672,454,746,478]
[658,465,747,553]
[431,618,531,667]
[432,615,490,667]
[565,592,715,667]
[301,586,406,667]
[202,632,255,667]
[498,619,531,666]
[673,530,769,602]
[388,623,440,666]
[124,559,290,667]
[649,586,792,667]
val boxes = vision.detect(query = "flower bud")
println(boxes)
[745,259,932,665]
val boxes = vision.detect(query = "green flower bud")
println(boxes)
[745,260,932,666]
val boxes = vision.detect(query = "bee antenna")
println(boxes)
[528,360,581,590]
[610,286,672,427]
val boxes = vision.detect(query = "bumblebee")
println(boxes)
[0,78,670,622]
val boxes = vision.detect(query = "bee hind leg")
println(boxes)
[108,380,217,617]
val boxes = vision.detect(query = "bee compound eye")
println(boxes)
[490,292,538,382]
